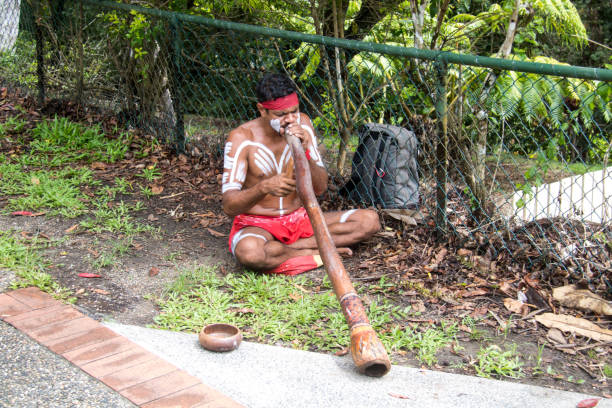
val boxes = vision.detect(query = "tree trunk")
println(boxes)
[466,0,521,223]
[409,0,429,49]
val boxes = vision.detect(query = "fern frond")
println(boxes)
[531,0,587,47]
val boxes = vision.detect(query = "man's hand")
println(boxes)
[284,122,311,152]
[261,174,296,197]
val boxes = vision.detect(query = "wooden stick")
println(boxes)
[285,133,391,377]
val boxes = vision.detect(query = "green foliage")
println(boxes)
[0,36,39,89]
[475,344,524,378]
[0,162,93,218]
[80,199,156,236]
[0,230,72,300]
[0,115,28,137]
[25,117,130,165]
[382,321,459,365]
[138,164,162,182]
[155,265,411,354]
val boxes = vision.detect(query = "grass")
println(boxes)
[155,264,460,364]
[80,200,156,236]
[0,229,73,301]
[91,238,134,270]
[0,115,28,136]
[138,164,161,182]
[22,116,130,166]
[0,162,95,218]
[475,344,524,379]
[382,321,458,365]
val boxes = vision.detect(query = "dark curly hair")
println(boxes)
[255,73,297,102]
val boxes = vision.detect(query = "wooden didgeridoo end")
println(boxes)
[350,325,391,377]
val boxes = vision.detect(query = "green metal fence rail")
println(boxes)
[1,0,611,293]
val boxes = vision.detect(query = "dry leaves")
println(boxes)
[207,228,226,237]
[535,313,612,342]
[148,266,160,277]
[552,285,612,316]
[65,224,79,234]
[503,298,529,316]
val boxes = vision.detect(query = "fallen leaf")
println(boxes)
[91,162,106,170]
[65,224,79,234]
[93,288,110,295]
[457,248,472,257]
[499,280,515,297]
[524,275,540,288]
[546,328,567,345]
[459,288,489,298]
[458,324,472,333]
[471,306,489,318]
[11,211,33,216]
[147,214,159,221]
[75,288,85,295]
[535,313,612,342]
[234,307,255,314]
[78,273,101,278]
[289,293,303,301]
[576,398,601,408]
[334,347,349,356]
[411,300,426,313]
[148,266,160,277]
[207,228,226,237]
[87,248,100,258]
[151,185,164,195]
[553,285,612,316]
[435,248,448,264]
[388,393,411,400]
[503,298,529,316]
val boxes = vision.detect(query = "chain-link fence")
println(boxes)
[1,0,611,292]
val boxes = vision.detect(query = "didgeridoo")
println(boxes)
[285,133,391,377]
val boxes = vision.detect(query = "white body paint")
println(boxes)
[222,141,292,213]
[222,118,325,214]
[340,209,357,223]
[231,230,267,255]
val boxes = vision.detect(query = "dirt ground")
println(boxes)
[1,93,610,399]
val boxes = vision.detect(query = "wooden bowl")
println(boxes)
[198,323,242,352]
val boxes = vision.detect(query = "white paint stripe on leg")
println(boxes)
[340,209,358,223]
[231,231,268,255]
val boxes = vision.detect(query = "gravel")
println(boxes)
[0,320,135,408]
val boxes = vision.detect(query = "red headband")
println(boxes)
[260,92,299,110]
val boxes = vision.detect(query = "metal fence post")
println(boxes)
[169,15,185,154]
[33,0,45,105]
[434,56,448,238]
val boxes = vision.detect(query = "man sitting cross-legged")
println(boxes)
[222,73,380,275]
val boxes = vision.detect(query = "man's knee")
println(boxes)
[360,209,381,238]
[234,238,266,268]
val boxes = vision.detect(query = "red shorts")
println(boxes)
[228,207,321,276]
[228,207,314,252]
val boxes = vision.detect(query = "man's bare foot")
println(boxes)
[337,247,353,257]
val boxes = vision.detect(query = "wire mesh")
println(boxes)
[0,0,610,291]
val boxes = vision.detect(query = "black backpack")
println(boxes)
[340,123,419,209]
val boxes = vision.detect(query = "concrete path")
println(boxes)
[105,321,611,408]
